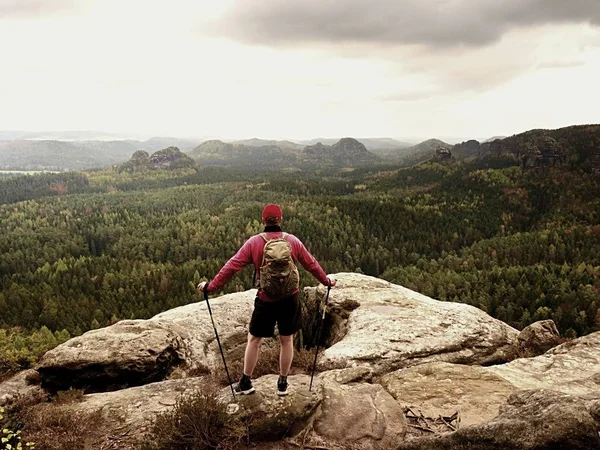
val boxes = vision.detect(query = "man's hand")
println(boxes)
[197,281,208,293]
[327,276,337,287]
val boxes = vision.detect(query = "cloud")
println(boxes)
[537,60,586,69]
[0,0,81,18]
[210,0,600,48]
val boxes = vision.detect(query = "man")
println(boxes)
[198,203,335,396]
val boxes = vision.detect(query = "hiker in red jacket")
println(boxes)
[198,203,336,396]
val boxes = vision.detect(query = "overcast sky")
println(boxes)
[0,0,599,141]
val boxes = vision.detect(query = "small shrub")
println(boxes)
[0,406,36,450]
[51,389,85,405]
[19,406,103,450]
[139,381,236,450]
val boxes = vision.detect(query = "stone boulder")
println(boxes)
[313,273,519,374]
[516,319,561,357]
[380,332,600,433]
[397,390,600,450]
[488,331,600,396]
[311,368,407,450]
[37,320,184,392]
[37,291,255,392]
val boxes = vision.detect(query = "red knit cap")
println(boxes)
[262,203,283,222]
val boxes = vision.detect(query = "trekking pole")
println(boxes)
[203,285,236,399]
[309,283,331,391]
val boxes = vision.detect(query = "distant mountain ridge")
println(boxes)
[189,137,381,167]
[2,126,598,171]
[0,138,200,171]
[298,137,411,150]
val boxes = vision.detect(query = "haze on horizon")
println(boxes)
[0,0,599,142]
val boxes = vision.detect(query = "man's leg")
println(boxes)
[244,333,263,376]
[279,334,294,376]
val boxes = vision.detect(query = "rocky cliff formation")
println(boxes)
[1,273,599,449]
[302,138,381,166]
[119,147,196,172]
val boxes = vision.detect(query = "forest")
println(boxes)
[0,158,599,374]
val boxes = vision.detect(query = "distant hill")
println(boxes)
[301,138,381,166]
[188,140,291,167]
[392,138,451,165]
[0,137,201,171]
[298,137,410,150]
[119,147,196,172]
[0,140,137,171]
[482,124,600,170]
[399,125,600,170]
[231,138,304,151]
[189,137,381,167]
[483,135,507,143]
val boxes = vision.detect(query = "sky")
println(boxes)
[0,0,599,142]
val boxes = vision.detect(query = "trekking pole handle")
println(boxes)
[322,285,331,320]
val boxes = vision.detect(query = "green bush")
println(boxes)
[0,327,70,375]
[0,406,35,450]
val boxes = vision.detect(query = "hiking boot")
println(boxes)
[234,374,255,395]
[277,375,289,396]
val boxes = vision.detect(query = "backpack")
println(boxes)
[258,232,299,298]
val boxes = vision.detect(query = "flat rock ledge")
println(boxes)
[314,273,519,374]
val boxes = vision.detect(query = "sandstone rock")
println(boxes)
[313,370,407,450]
[516,319,561,357]
[488,331,600,396]
[37,320,184,392]
[314,273,518,374]
[150,289,255,370]
[53,377,202,445]
[380,362,516,427]
[37,291,255,392]
[219,374,321,440]
[0,369,45,407]
[397,390,600,450]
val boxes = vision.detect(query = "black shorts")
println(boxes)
[249,292,302,338]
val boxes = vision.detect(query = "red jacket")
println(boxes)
[207,231,329,301]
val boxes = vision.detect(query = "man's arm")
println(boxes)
[205,238,254,292]
[291,236,333,286]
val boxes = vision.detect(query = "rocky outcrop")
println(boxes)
[434,146,452,162]
[14,274,600,448]
[119,147,195,172]
[302,138,381,166]
[516,319,561,357]
[488,331,600,396]
[36,275,519,392]
[311,273,518,374]
[148,146,196,169]
[37,291,255,392]
[37,320,185,392]
[381,331,600,427]
[397,390,600,450]
[381,362,516,428]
